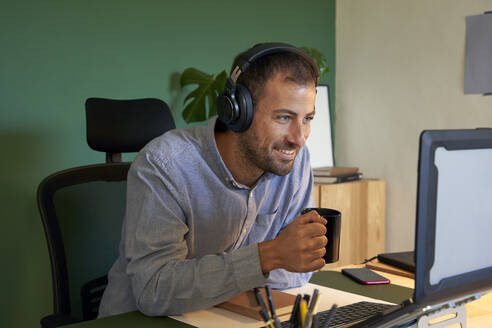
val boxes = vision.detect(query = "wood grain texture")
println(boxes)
[314,179,386,266]
[365,260,415,279]
[312,183,320,209]
[215,288,296,320]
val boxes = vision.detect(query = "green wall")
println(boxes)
[0,1,335,326]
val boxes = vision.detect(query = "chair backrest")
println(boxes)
[38,98,175,324]
[85,97,176,163]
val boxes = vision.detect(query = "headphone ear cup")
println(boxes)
[228,83,254,132]
[217,89,236,125]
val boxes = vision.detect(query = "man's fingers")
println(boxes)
[302,235,327,251]
[274,212,331,273]
[303,222,327,237]
[297,256,326,273]
[309,258,326,271]
[298,211,327,225]
[306,247,326,261]
[314,235,328,248]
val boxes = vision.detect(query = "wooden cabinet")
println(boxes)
[313,179,386,267]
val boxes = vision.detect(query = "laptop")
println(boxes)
[293,128,492,328]
[377,251,415,273]
[351,128,492,327]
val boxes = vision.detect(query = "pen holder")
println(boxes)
[301,208,341,263]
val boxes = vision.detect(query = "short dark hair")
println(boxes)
[231,51,318,109]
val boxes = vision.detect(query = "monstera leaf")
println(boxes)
[300,47,329,77]
[180,68,228,123]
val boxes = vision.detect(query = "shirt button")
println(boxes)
[249,192,253,198]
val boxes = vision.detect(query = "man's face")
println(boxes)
[238,72,316,176]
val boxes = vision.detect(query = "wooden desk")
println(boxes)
[67,265,492,327]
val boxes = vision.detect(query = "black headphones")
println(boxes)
[216,42,319,132]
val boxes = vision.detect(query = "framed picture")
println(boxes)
[306,84,334,168]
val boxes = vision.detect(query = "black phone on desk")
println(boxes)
[342,268,390,285]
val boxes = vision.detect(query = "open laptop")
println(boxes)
[289,128,492,328]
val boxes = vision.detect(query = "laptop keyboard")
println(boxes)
[278,301,397,328]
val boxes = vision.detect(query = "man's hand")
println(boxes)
[258,210,328,273]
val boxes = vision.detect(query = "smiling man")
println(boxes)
[98,43,328,318]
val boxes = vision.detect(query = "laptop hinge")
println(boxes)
[372,292,486,328]
[413,292,485,328]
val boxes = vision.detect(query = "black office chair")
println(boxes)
[38,98,175,327]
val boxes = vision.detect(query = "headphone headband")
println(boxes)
[230,42,320,83]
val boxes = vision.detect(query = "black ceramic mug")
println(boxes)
[301,208,341,263]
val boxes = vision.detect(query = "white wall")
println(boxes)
[335,0,492,251]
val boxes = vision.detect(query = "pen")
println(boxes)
[304,289,320,328]
[304,312,313,328]
[303,294,310,305]
[308,289,319,313]
[299,299,308,328]
[254,288,273,328]
[265,286,281,328]
[288,294,302,328]
[259,308,274,328]
[311,293,321,317]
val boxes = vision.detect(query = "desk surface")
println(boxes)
[67,265,492,328]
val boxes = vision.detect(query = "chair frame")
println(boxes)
[38,162,130,320]
[39,97,175,326]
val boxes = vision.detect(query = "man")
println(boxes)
[98,43,328,318]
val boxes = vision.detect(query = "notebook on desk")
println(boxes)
[377,251,415,273]
[281,128,492,328]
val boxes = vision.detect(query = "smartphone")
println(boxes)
[342,268,390,285]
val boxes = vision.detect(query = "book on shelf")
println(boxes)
[312,166,359,177]
[314,172,363,184]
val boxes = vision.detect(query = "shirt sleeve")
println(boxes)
[266,147,315,289]
[123,152,267,316]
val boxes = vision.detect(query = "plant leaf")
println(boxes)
[183,88,203,104]
[300,47,329,77]
[207,91,217,117]
[180,67,213,87]
[182,94,206,122]
[214,71,228,92]
[180,68,218,123]
[209,70,228,117]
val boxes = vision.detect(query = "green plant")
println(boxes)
[179,47,328,124]
[300,47,330,77]
[179,68,228,124]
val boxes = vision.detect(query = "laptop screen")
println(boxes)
[414,128,492,305]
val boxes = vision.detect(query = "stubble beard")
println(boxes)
[238,130,298,176]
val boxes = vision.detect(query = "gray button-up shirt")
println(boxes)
[98,117,314,317]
